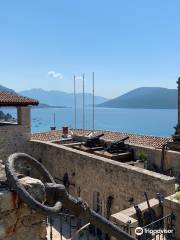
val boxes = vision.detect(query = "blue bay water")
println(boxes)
[2,107,177,137]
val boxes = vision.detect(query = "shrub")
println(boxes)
[138,151,148,161]
[175,193,180,202]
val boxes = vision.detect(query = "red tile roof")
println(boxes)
[31,129,172,148]
[0,92,39,106]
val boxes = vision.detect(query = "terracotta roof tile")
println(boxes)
[0,92,39,106]
[31,129,172,148]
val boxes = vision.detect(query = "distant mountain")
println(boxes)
[0,85,15,93]
[99,87,178,109]
[20,89,108,107]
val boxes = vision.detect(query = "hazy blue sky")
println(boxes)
[0,0,180,98]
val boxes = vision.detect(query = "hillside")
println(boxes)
[20,89,108,107]
[99,87,177,109]
[0,85,15,93]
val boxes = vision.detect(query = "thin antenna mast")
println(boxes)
[74,75,77,129]
[83,74,85,131]
[92,72,95,132]
[53,112,56,128]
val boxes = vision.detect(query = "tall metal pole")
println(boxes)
[74,75,77,129]
[53,112,56,128]
[92,72,95,132]
[177,77,180,127]
[83,74,85,131]
[174,77,180,139]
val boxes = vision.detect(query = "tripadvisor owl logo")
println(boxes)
[135,227,143,236]
[135,227,174,236]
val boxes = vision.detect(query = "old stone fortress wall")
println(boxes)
[0,89,180,240]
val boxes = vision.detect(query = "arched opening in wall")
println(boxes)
[0,107,17,125]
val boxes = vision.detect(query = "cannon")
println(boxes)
[106,136,130,153]
[84,133,105,148]
[5,153,135,240]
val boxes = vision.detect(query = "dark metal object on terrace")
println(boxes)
[128,198,144,228]
[143,192,157,226]
[142,213,175,240]
[84,133,105,148]
[5,152,135,240]
[152,144,173,176]
[105,136,130,153]
[5,153,62,215]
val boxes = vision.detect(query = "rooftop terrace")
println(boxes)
[31,129,172,148]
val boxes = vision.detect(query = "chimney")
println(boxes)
[62,126,69,138]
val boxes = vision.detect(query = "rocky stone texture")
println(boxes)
[0,163,47,240]
[111,198,161,238]
[19,176,46,203]
[131,144,180,179]
[31,129,180,178]
[164,192,180,240]
[28,140,175,216]
[0,160,6,181]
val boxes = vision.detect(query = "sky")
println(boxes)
[0,0,180,98]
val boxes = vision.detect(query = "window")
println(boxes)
[0,107,17,125]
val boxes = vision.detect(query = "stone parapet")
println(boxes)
[27,140,175,216]
[164,192,180,240]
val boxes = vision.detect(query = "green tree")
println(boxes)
[0,111,5,120]
[4,113,12,121]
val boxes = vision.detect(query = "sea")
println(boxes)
[2,107,177,137]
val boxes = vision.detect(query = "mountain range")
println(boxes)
[20,89,108,107]
[99,87,177,109]
[0,85,178,109]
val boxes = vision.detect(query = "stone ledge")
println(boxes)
[30,140,175,183]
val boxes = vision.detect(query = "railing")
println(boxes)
[140,213,175,240]
[47,210,123,240]
[48,212,81,240]
[47,213,98,240]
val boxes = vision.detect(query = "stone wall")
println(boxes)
[0,189,46,240]
[131,143,180,178]
[28,140,175,217]
[111,198,160,238]
[0,161,46,240]
[164,192,180,240]
[0,107,31,162]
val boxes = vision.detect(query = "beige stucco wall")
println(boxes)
[27,140,175,217]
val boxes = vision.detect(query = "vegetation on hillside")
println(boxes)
[99,87,177,109]
[0,111,13,121]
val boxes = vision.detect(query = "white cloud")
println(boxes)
[75,76,85,81]
[48,70,63,80]
[75,76,83,80]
